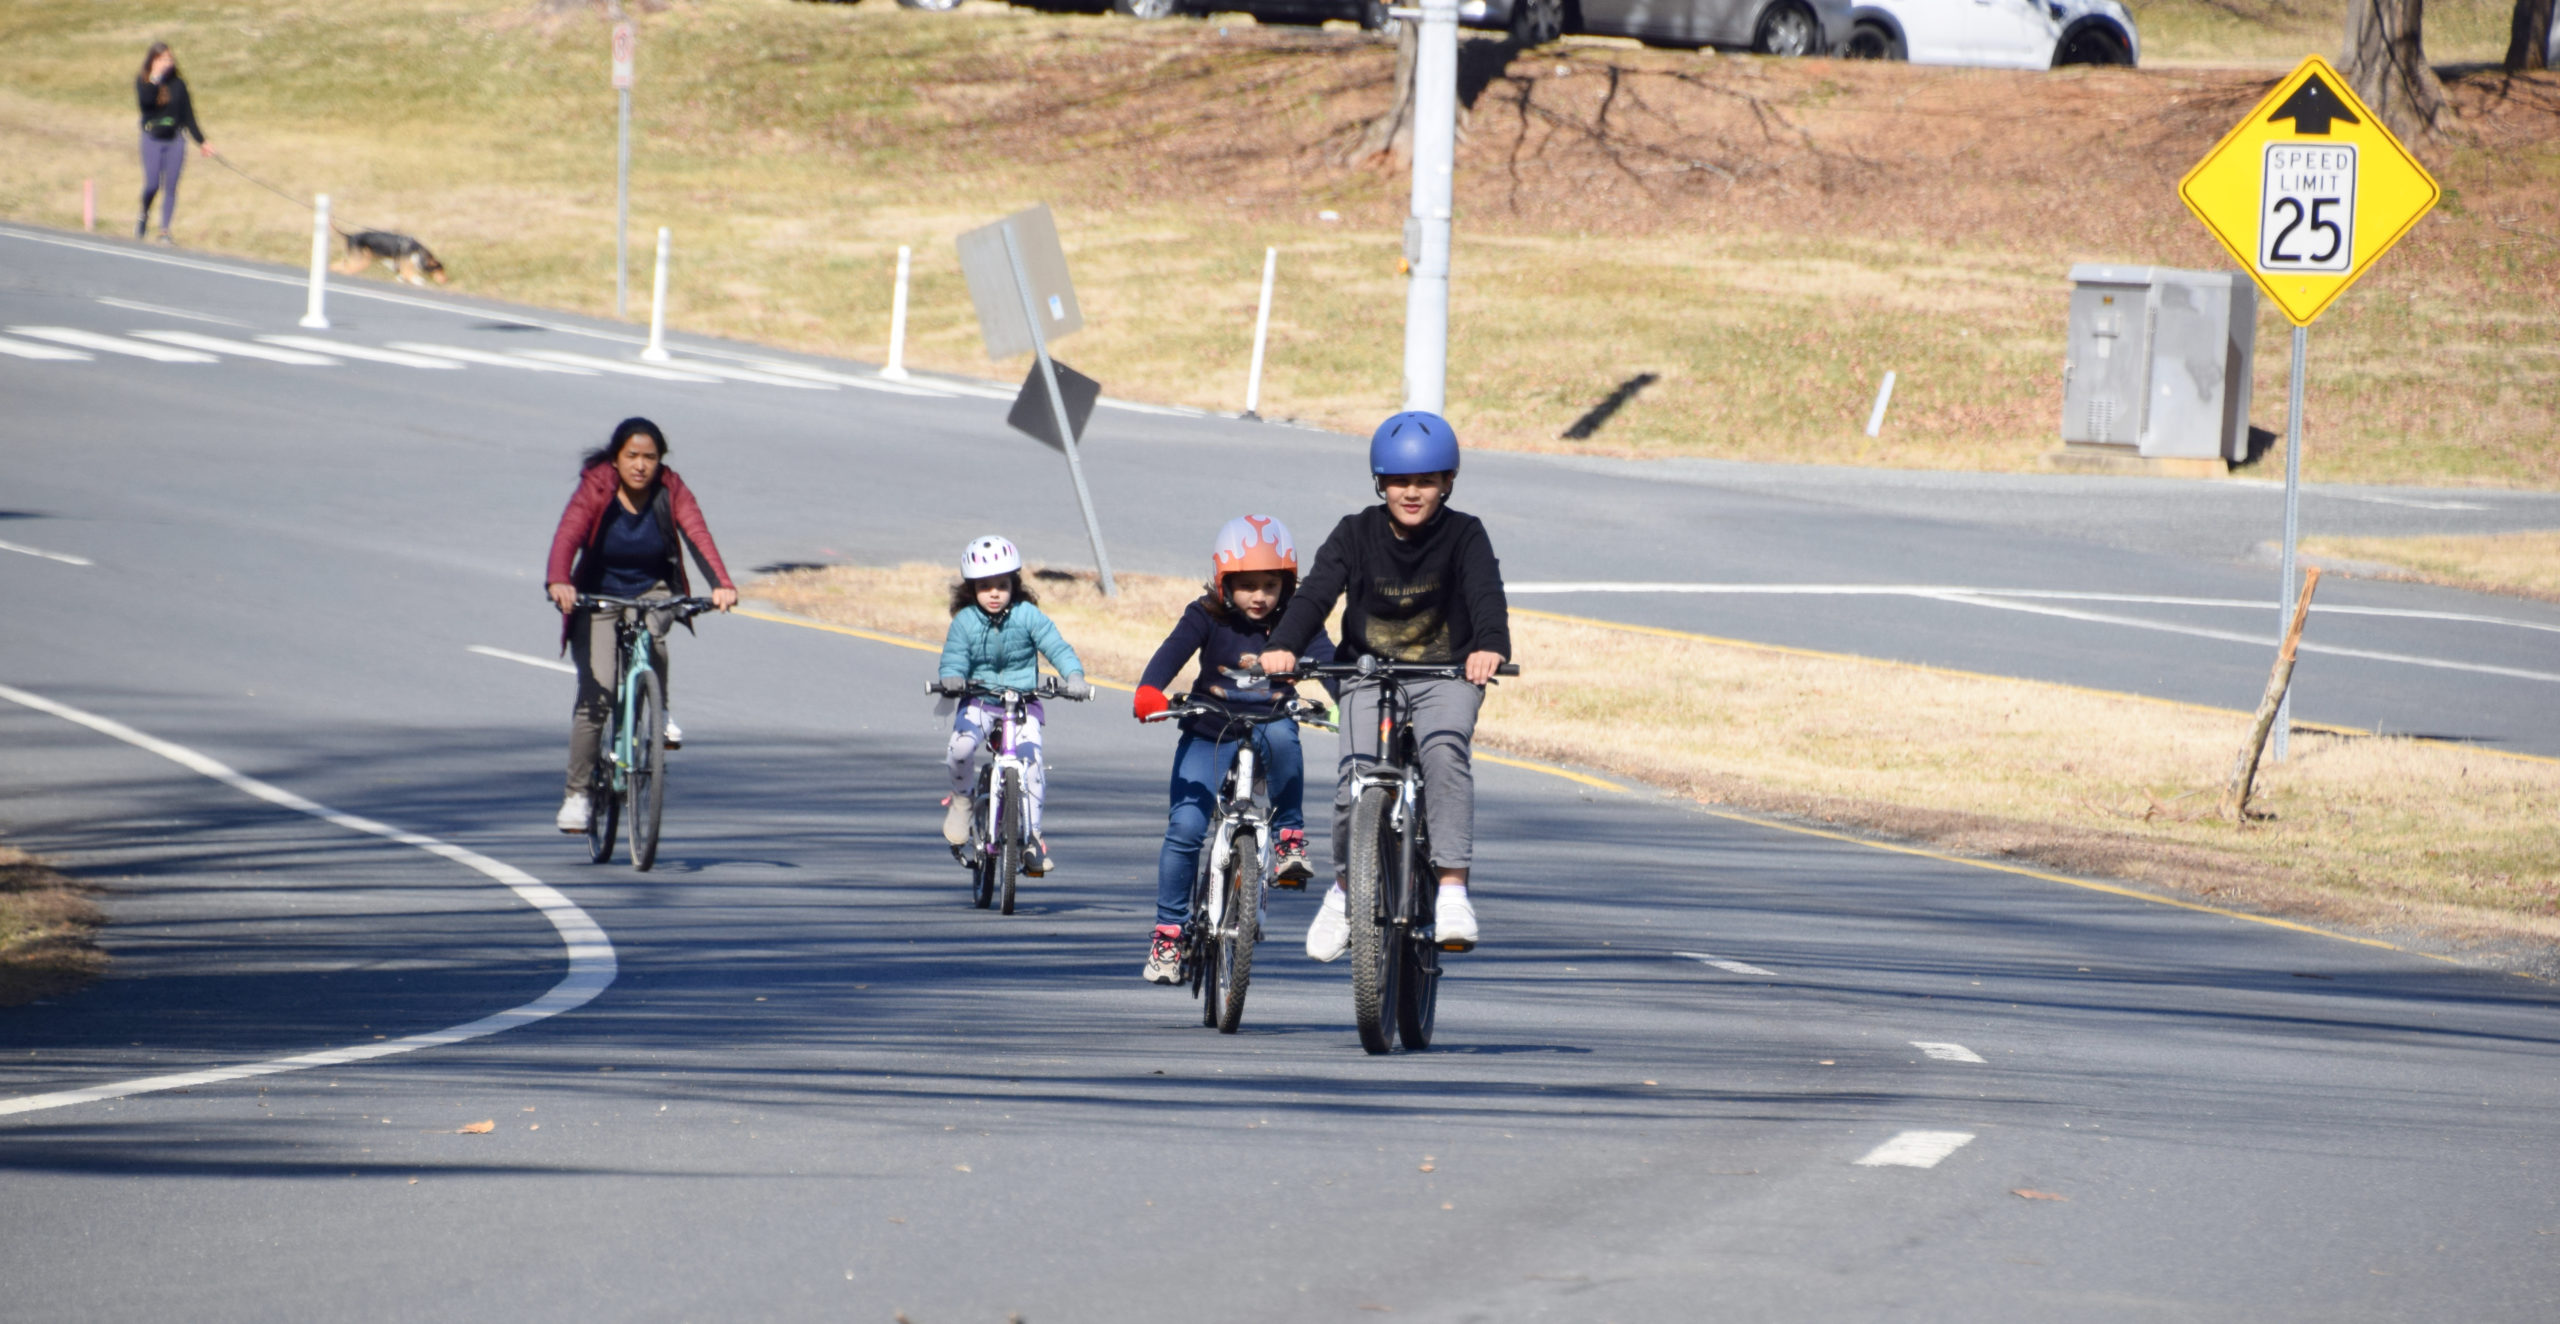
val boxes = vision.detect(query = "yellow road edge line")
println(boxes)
[1512,606,2558,766]
[1478,752,1628,793]
[738,607,1137,693]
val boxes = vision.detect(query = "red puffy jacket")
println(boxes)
[546,463,735,648]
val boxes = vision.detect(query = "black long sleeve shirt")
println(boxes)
[1267,505,1510,666]
[1140,599,1337,740]
[137,74,204,144]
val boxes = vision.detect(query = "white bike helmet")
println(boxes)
[960,535,1022,580]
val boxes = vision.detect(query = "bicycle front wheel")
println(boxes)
[1216,829,1261,1034]
[1345,785,1401,1055]
[585,760,618,865]
[996,766,1023,915]
[969,767,996,909]
[628,670,667,871]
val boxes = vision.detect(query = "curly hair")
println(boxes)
[949,571,1036,617]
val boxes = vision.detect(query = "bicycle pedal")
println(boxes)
[1268,876,1307,891]
[1438,939,1475,953]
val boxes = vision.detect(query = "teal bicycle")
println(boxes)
[577,593,716,871]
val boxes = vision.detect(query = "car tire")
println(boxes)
[2053,23,2132,66]
[1113,0,1182,16]
[1843,19,1904,59]
[1751,0,1820,56]
[1508,0,1565,45]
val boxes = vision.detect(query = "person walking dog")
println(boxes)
[135,42,213,245]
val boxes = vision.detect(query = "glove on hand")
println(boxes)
[1133,685,1169,720]
[1059,675,1094,701]
[934,675,969,697]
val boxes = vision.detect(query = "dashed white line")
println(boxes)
[1675,951,1776,977]
[387,342,597,374]
[1910,1041,1986,1064]
[8,326,216,362]
[469,644,577,674]
[0,334,93,361]
[0,681,617,1118]
[733,359,954,396]
[259,335,464,369]
[95,296,248,326]
[655,358,836,390]
[0,538,93,567]
[1512,583,2560,637]
[1855,1130,1976,1168]
[131,330,339,365]
[512,349,724,383]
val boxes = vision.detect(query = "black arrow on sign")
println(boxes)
[2266,73,2361,135]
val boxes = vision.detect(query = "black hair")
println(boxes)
[949,571,1037,617]
[581,417,667,472]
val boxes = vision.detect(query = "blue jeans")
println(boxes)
[1155,721,1304,927]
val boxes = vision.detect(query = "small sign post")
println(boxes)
[612,21,636,320]
[2179,54,2437,759]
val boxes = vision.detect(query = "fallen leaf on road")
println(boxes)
[2010,1189,2067,1201]
[1643,1080,1657,1086]
[528,1124,539,1131]
[1418,1163,1435,1172]
[953,1163,972,1173]
[457,1120,494,1134]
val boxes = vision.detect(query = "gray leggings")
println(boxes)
[1331,675,1482,879]
[139,135,186,231]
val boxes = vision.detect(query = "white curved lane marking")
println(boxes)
[0,682,616,1117]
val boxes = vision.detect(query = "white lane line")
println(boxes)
[512,349,724,383]
[96,296,247,326]
[1911,1041,1986,1064]
[732,359,954,396]
[7,326,217,362]
[0,335,93,361]
[2328,492,2491,511]
[388,342,598,374]
[1675,950,1776,977]
[656,358,836,391]
[0,538,94,566]
[259,335,464,369]
[0,682,617,1118]
[1933,592,2560,685]
[1855,1130,1976,1168]
[131,330,339,365]
[1513,583,2560,637]
[469,644,576,674]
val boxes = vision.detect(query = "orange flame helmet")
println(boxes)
[1211,515,1297,589]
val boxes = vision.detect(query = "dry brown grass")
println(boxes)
[0,844,106,1007]
[756,563,2560,963]
[2301,530,2560,603]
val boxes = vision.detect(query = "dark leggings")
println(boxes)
[139,135,186,231]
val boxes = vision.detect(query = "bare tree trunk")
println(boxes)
[2509,0,2555,71]
[2342,0,2447,141]
[1349,21,1420,166]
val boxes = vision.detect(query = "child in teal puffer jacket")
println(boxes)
[934,535,1089,873]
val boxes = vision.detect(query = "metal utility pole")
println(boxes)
[2273,325,2306,762]
[1399,0,1458,413]
[1000,220,1117,597]
[613,21,635,319]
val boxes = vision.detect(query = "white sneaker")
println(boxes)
[1305,885,1349,963]
[661,715,683,749]
[942,796,971,846]
[555,793,592,834]
[1435,886,1478,951]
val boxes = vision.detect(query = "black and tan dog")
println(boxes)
[334,229,447,286]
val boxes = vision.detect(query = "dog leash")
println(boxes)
[210,153,373,237]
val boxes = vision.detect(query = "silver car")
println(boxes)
[1467,0,1852,53]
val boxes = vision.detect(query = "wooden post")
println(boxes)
[2222,566,2324,821]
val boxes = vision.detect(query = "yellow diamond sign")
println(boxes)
[2178,54,2439,327]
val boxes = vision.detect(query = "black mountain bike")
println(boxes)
[1295,655,1516,1055]
[577,594,717,871]
[930,676,1086,914]
[1143,690,1334,1033]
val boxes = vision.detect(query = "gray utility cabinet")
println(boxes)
[2061,264,2257,462]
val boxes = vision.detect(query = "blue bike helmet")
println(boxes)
[1368,411,1460,477]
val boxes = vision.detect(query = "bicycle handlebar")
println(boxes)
[923,677,1090,702]
[1274,658,1518,681]
[1142,693,1333,729]
[575,594,721,621]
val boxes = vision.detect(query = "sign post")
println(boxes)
[1398,0,1459,414]
[612,21,635,320]
[2179,54,2437,760]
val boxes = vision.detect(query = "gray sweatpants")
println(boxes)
[1331,675,1482,879]
[564,586,673,797]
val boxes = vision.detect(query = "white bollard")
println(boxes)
[82,179,95,233]
[640,226,671,362]
[1243,246,1277,420]
[298,194,331,329]
[881,244,912,380]
[1864,369,1897,438]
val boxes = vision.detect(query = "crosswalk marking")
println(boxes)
[8,326,217,362]
[131,330,339,365]
[0,335,92,361]
[1910,1041,1987,1064]
[259,336,463,369]
[724,358,953,396]
[1854,1130,1975,1168]
[512,349,725,383]
[386,342,599,374]
[656,358,835,390]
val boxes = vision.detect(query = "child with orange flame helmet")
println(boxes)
[1128,516,1336,985]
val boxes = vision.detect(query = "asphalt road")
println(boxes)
[3,226,2556,1321]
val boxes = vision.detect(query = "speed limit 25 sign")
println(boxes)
[2179,55,2437,326]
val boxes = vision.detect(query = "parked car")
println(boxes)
[1841,0,2137,67]
[1105,0,1851,56]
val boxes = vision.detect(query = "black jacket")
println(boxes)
[1268,505,1509,666]
[137,75,204,144]
[1141,599,1337,740]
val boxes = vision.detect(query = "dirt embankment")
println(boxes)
[0,844,105,1007]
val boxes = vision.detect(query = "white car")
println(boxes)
[1842,0,2137,67]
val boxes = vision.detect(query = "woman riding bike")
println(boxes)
[544,417,736,834]
[1260,411,1510,956]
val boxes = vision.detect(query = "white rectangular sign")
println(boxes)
[611,22,635,89]
[2258,142,2355,275]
